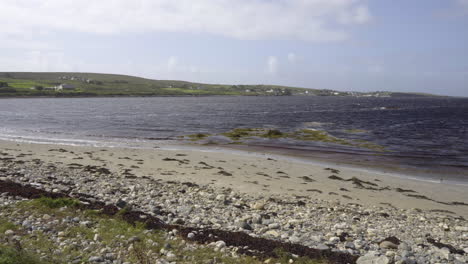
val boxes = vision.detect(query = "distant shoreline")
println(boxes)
[0,94,458,100]
[0,71,452,97]
[0,94,251,99]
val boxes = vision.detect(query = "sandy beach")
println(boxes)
[1,140,466,218]
[1,139,468,263]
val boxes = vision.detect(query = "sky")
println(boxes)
[0,0,467,96]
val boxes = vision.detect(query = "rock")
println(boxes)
[400,250,411,258]
[289,236,301,244]
[398,242,411,251]
[177,205,193,216]
[268,223,280,229]
[235,221,253,231]
[356,255,390,264]
[250,201,266,210]
[252,214,262,224]
[215,240,226,249]
[128,236,141,243]
[344,242,355,249]
[380,241,398,249]
[71,259,82,264]
[88,256,104,262]
[215,194,226,201]
[265,230,280,238]
[4,230,14,236]
[454,226,468,232]
[435,247,451,260]
[329,236,340,243]
[116,199,127,208]
[163,243,172,249]
[187,232,195,239]
[104,253,115,260]
[316,244,329,250]
[93,233,101,241]
[310,235,322,242]
[166,252,177,261]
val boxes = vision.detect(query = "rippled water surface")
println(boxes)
[1,96,467,180]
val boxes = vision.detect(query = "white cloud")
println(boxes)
[0,50,75,72]
[167,56,178,72]
[0,0,371,42]
[287,53,297,63]
[368,64,384,74]
[267,56,279,74]
[338,5,371,24]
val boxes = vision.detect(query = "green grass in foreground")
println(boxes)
[0,198,324,264]
[33,197,81,209]
[0,245,45,264]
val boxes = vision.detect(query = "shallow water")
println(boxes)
[1,96,467,181]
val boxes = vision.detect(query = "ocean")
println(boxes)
[1,96,467,182]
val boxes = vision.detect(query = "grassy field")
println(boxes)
[0,72,440,98]
[0,72,315,97]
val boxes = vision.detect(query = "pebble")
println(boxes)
[380,241,398,249]
[356,255,390,264]
[88,256,104,262]
[0,158,466,264]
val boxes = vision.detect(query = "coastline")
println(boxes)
[1,138,467,263]
[2,130,467,186]
[1,139,467,218]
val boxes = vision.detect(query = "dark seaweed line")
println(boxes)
[0,179,358,264]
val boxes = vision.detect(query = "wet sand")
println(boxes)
[1,139,467,218]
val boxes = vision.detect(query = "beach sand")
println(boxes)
[1,139,467,218]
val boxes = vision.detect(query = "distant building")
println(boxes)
[55,84,75,90]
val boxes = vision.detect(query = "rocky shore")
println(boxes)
[1,150,467,264]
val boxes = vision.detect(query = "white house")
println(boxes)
[55,84,75,90]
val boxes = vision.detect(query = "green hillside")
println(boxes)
[0,72,441,98]
[0,72,315,97]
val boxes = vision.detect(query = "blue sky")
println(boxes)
[1,0,467,96]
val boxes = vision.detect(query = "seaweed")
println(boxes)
[395,187,417,193]
[300,176,315,182]
[306,189,323,194]
[328,175,344,181]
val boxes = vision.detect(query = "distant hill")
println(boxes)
[0,72,443,98]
